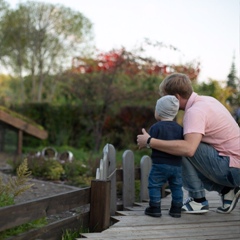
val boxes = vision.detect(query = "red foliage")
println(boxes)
[71,49,124,74]
[171,64,200,81]
[71,49,200,81]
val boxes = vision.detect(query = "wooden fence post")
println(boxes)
[122,150,135,209]
[95,144,117,216]
[17,129,23,155]
[89,180,111,232]
[140,155,152,202]
[105,144,117,216]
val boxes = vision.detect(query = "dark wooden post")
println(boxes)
[17,129,23,155]
[0,124,5,151]
[89,180,111,232]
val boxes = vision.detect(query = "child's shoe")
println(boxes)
[169,201,182,218]
[145,206,161,217]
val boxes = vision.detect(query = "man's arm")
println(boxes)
[137,128,202,157]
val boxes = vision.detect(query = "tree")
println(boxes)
[227,57,238,89]
[226,57,240,106]
[194,79,233,111]
[0,0,9,60]
[0,74,14,106]
[0,1,93,103]
[133,38,201,81]
[63,48,201,151]
[0,0,8,18]
[62,48,162,151]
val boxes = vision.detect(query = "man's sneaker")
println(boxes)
[217,187,240,214]
[181,197,209,214]
[145,206,162,217]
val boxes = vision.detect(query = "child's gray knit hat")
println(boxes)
[155,95,179,120]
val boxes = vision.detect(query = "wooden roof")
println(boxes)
[0,109,47,140]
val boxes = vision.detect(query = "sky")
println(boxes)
[7,0,240,83]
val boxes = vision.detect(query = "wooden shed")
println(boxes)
[0,108,48,155]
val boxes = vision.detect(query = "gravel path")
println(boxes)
[16,176,80,204]
[0,168,80,204]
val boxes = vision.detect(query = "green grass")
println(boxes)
[0,218,47,239]
[0,193,14,207]
[61,227,89,240]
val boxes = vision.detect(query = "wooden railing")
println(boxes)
[0,188,90,240]
[0,143,167,239]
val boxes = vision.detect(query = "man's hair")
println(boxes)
[159,73,193,99]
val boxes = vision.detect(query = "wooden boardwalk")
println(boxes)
[81,191,240,240]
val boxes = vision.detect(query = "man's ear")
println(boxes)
[175,94,180,100]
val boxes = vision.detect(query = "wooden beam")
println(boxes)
[0,110,48,140]
[0,188,90,232]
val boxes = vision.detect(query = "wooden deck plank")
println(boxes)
[111,211,240,227]
[80,191,240,240]
[103,221,239,232]
[81,226,240,240]
[80,236,240,240]
[80,235,240,240]
[81,225,240,240]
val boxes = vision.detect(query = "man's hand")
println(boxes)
[137,128,150,149]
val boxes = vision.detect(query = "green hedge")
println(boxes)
[11,104,155,151]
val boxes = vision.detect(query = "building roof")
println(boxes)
[0,109,48,140]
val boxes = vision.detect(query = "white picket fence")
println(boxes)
[96,143,152,214]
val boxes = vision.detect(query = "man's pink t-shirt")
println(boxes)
[183,92,240,168]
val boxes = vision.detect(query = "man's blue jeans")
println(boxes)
[148,163,183,207]
[182,142,240,198]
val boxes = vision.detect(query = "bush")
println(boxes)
[42,159,65,180]
[11,157,64,181]
[0,159,33,206]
